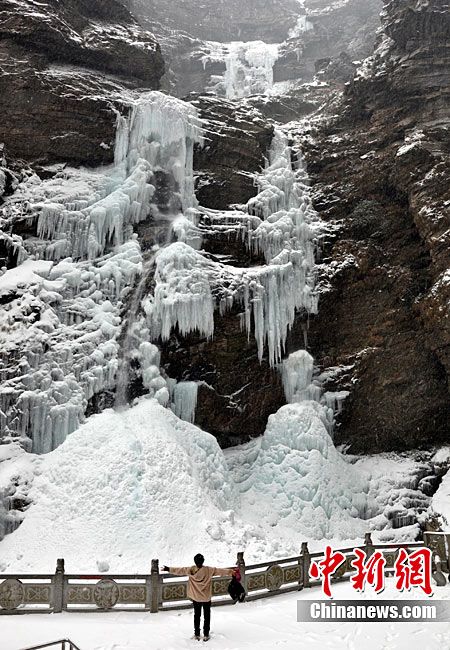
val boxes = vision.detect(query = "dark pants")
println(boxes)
[193,600,211,636]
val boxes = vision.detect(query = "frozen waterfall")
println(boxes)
[205,41,279,99]
[0,92,203,452]
[33,92,203,263]
[145,129,321,367]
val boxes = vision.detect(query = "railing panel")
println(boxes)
[65,578,149,610]
[0,577,53,612]
[424,532,449,572]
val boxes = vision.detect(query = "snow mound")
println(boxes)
[0,399,241,572]
[227,402,372,540]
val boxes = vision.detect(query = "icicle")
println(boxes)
[171,381,199,423]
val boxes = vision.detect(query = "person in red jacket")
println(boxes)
[163,553,235,641]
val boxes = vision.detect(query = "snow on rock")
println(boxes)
[0,442,38,544]
[0,259,53,296]
[431,468,450,526]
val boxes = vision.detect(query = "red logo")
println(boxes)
[309,545,434,598]
[394,548,433,596]
[309,546,346,598]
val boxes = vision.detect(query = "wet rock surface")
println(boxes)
[159,309,285,447]
[133,0,301,43]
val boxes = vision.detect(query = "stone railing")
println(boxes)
[0,532,447,614]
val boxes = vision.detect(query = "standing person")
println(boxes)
[162,554,235,641]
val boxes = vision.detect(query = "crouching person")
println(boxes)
[163,554,235,641]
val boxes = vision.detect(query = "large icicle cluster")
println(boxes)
[0,91,203,452]
[10,92,203,264]
[0,241,142,453]
[144,243,216,341]
[204,41,279,99]
[145,129,321,367]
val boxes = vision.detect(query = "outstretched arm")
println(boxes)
[213,567,235,577]
[166,566,193,576]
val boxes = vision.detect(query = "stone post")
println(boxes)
[53,558,65,613]
[364,532,375,558]
[150,559,159,613]
[237,551,246,592]
[301,542,310,588]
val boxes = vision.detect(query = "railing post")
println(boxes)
[432,554,447,587]
[301,542,310,588]
[53,558,65,613]
[364,532,375,558]
[150,559,159,613]
[297,549,303,590]
[237,551,246,592]
[145,572,152,611]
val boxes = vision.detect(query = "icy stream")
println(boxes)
[205,41,280,98]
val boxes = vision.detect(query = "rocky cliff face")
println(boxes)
[300,0,450,452]
[132,0,300,43]
[0,0,164,167]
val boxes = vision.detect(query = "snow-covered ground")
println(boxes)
[0,398,435,573]
[3,580,450,650]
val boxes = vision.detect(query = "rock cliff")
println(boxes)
[0,0,164,166]
[300,0,450,452]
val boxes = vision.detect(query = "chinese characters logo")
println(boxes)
[309,545,433,598]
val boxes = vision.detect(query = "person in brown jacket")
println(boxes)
[163,553,235,642]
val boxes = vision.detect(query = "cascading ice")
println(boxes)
[0,91,204,452]
[146,129,320,367]
[171,381,199,424]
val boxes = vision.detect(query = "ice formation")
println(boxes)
[205,41,279,99]
[171,381,199,423]
[0,91,203,452]
[282,350,316,402]
[145,129,321,366]
[144,243,216,341]
[0,400,241,570]
[114,252,170,409]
